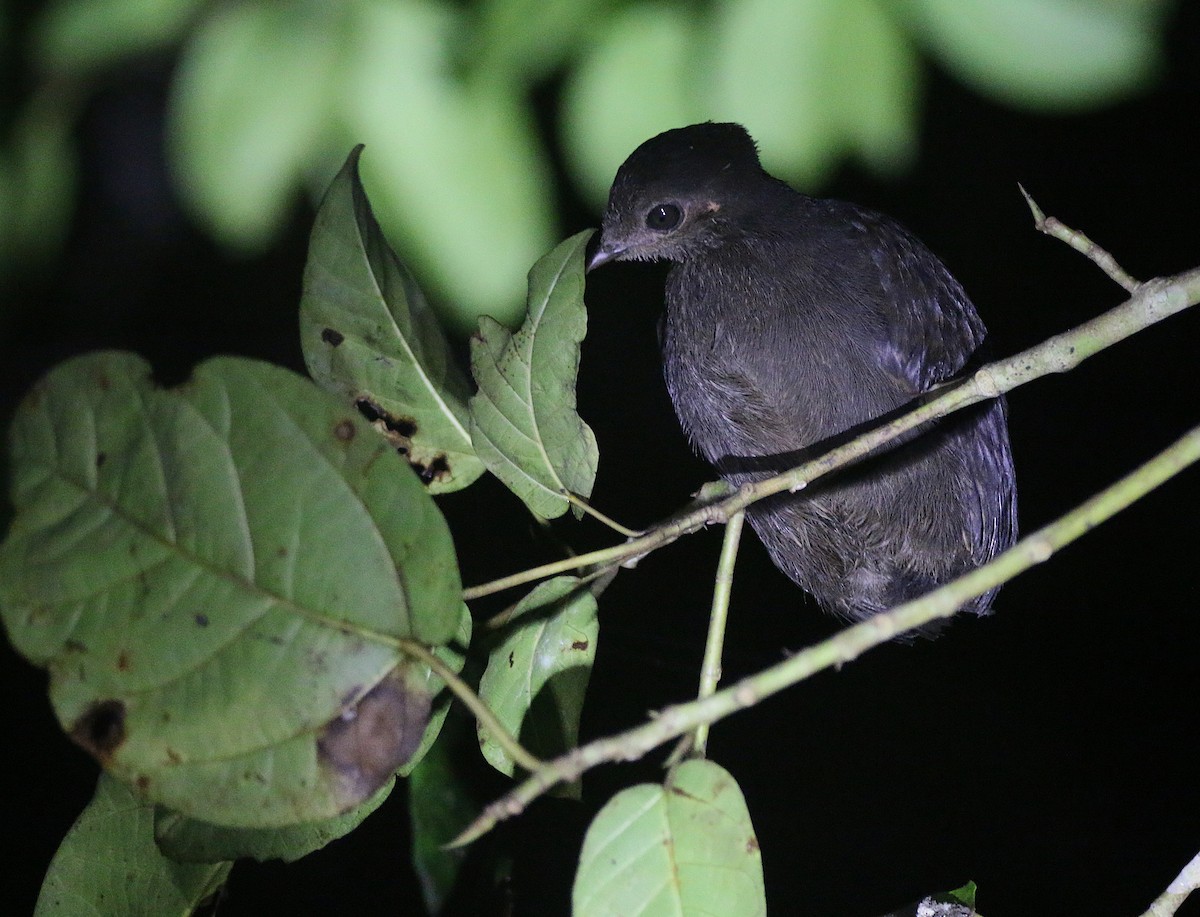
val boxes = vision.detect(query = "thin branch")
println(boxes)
[397,638,543,773]
[1019,184,1140,292]
[464,256,1200,603]
[691,509,743,759]
[451,423,1200,846]
[1140,850,1200,917]
[565,491,643,538]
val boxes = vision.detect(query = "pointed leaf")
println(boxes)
[301,145,484,493]
[0,353,462,827]
[573,760,765,917]
[477,576,598,775]
[469,231,598,518]
[36,774,230,916]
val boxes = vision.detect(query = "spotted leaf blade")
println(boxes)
[301,145,484,494]
[469,230,598,518]
[0,352,462,827]
[477,576,598,777]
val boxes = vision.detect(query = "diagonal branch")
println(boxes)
[452,421,1200,846]
[464,254,1200,602]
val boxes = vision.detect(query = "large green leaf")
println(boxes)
[0,352,462,827]
[468,230,598,519]
[477,576,598,776]
[573,760,766,917]
[36,774,230,916]
[168,1,339,250]
[899,0,1168,109]
[154,778,394,865]
[301,146,484,494]
[153,602,470,863]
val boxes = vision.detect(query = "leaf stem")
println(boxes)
[564,491,643,538]
[451,422,1200,846]
[397,638,544,773]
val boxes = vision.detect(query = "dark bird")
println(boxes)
[587,123,1016,624]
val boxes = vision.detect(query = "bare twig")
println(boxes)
[1019,184,1140,292]
[1140,850,1200,917]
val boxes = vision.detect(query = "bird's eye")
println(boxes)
[645,203,682,231]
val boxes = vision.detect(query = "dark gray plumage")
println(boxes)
[588,123,1016,623]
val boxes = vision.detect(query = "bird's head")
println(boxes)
[587,122,767,271]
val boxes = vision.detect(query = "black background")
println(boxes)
[3,5,1199,916]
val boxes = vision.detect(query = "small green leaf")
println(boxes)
[301,145,485,494]
[169,1,339,250]
[947,880,978,908]
[560,4,699,209]
[898,0,1169,109]
[468,231,598,519]
[573,759,766,917]
[36,774,231,916]
[33,0,202,74]
[477,576,598,776]
[154,778,394,864]
[0,353,462,827]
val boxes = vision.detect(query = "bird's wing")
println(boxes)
[848,208,989,395]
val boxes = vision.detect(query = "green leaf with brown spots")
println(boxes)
[468,230,598,518]
[573,760,766,917]
[477,576,597,777]
[301,145,485,494]
[0,352,462,828]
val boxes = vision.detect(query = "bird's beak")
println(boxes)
[585,236,623,273]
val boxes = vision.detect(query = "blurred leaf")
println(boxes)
[898,0,1168,109]
[477,576,598,777]
[169,1,339,250]
[36,774,230,916]
[469,231,598,519]
[342,0,554,332]
[573,760,765,917]
[472,0,600,83]
[154,778,394,864]
[0,353,462,827]
[560,4,699,209]
[1,90,77,268]
[409,709,479,914]
[709,0,842,186]
[300,146,485,494]
[832,0,920,176]
[33,0,202,74]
